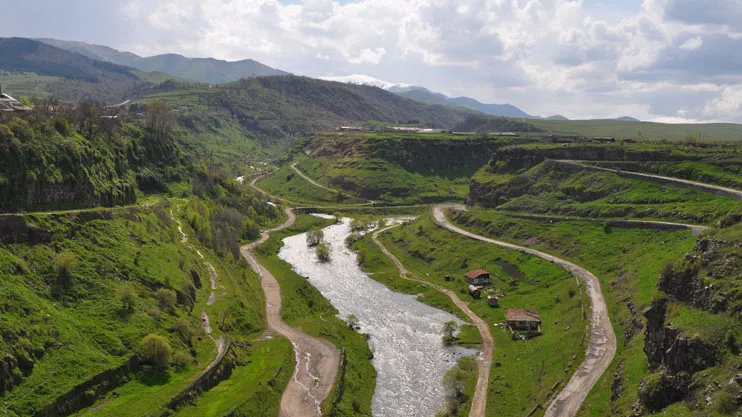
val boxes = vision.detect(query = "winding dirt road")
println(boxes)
[432,204,617,417]
[556,160,742,201]
[240,208,340,417]
[372,225,494,417]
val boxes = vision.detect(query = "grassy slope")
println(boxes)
[350,213,586,417]
[256,164,367,206]
[0,203,217,415]
[254,214,377,417]
[448,208,697,416]
[530,119,742,141]
[472,162,739,225]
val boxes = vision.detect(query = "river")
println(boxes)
[278,217,475,417]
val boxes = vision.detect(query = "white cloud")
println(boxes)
[679,36,703,50]
[348,47,387,65]
[4,0,742,122]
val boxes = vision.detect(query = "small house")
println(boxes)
[505,309,541,331]
[487,296,499,307]
[464,269,491,286]
[468,285,481,299]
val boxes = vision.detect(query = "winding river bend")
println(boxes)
[278,218,475,417]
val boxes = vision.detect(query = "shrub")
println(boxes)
[316,242,332,263]
[443,321,458,346]
[173,351,191,368]
[173,316,192,342]
[156,288,177,311]
[139,334,172,369]
[306,228,324,247]
[116,283,137,313]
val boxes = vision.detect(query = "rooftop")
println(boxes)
[505,309,541,323]
[465,269,490,279]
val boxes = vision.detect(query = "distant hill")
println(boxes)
[36,38,141,66]
[529,118,742,141]
[0,37,151,102]
[546,115,569,121]
[38,38,288,84]
[616,116,640,122]
[453,115,543,133]
[393,86,534,118]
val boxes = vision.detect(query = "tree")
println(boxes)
[442,364,468,415]
[156,288,177,311]
[347,314,359,330]
[117,283,137,313]
[306,228,324,247]
[139,334,172,369]
[443,321,458,346]
[55,251,77,291]
[145,100,176,141]
[173,316,192,342]
[316,242,332,263]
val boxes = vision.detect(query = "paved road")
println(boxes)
[372,225,494,417]
[557,159,742,201]
[241,208,340,417]
[432,204,617,417]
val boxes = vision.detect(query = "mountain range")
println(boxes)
[37,38,287,84]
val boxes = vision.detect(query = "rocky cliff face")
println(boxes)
[639,297,717,412]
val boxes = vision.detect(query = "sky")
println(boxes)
[1,0,742,122]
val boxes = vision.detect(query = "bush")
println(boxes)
[156,288,177,311]
[316,242,332,263]
[443,321,458,346]
[139,334,172,369]
[116,283,137,313]
[307,228,324,247]
[713,389,739,414]
[173,351,191,368]
[173,316,192,342]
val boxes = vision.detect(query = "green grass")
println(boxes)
[253,214,377,417]
[447,208,698,416]
[529,119,742,142]
[350,213,586,417]
[256,164,367,206]
[173,337,294,417]
[0,71,59,97]
[473,162,739,224]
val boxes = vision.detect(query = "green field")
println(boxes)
[530,119,742,142]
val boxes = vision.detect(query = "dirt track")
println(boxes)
[557,160,742,201]
[432,204,617,417]
[240,208,340,417]
[372,225,494,417]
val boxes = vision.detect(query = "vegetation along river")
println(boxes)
[278,217,475,417]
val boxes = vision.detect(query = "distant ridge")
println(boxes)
[37,38,287,84]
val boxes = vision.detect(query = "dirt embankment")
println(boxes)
[240,208,340,417]
[433,204,617,417]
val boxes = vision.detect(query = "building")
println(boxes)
[468,285,481,299]
[464,269,491,286]
[505,309,541,331]
[0,89,32,112]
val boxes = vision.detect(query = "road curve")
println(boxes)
[372,225,494,417]
[432,204,617,417]
[556,160,742,201]
[240,208,340,417]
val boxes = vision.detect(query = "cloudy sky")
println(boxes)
[2,0,742,122]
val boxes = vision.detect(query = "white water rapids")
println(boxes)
[278,218,475,417]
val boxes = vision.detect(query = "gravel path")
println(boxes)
[241,208,340,417]
[372,225,494,417]
[433,204,617,417]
